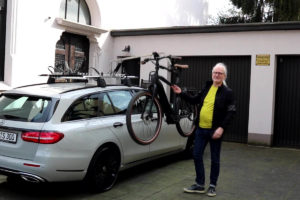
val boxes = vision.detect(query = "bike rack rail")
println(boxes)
[39,72,138,88]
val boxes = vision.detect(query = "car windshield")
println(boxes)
[0,94,52,122]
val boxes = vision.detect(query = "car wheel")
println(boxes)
[85,146,120,193]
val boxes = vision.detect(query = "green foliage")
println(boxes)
[273,0,300,21]
[219,0,300,24]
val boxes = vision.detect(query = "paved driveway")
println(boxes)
[0,142,299,200]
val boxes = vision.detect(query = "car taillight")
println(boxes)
[22,131,64,144]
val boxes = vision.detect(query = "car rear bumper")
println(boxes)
[0,154,87,182]
[0,167,46,183]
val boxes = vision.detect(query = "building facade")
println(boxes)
[1,0,106,89]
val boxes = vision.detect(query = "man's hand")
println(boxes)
[212,127,224,139]
[171,85,182,94]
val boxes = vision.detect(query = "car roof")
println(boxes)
[2,83,141,98]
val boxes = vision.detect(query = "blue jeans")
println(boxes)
[193,127,222,187]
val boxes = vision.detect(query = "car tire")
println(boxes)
[85,146,120,193]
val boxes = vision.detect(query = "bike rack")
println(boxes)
[140,71,155,89]
[39,72,136,88]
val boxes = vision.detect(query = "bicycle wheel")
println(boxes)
[126,91,162,145]
[175,96,197,137]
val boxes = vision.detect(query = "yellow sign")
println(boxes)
[256,54,270,66]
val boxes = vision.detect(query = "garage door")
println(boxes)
[173,56,251,143]
[273,56,300,148]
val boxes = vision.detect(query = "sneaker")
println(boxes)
[207,186,216,197]
[183,184,205,193]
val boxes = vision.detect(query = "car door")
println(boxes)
[56,91,148,170]
[149,115,183,156]
[104,90,149,164]
[54,93,114,170]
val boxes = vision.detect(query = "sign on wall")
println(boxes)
[256,54,270,66]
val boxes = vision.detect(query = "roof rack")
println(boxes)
[40,68,137,88]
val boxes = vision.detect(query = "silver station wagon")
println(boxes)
[0,79,193,192]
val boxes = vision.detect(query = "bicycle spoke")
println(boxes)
[126,92,162,145]
[176,99,197,137]
[179,111,195,133]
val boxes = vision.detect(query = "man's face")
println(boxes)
[212,65,226,85]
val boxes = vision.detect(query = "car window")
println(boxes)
[108,90,132,114]
[0,94,52,122]
[131,89,142,94]
[99,93,115,116]
[131,94,158,115]
[62,94,98,121]
[3,96,28,110]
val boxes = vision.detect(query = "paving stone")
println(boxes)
[0,142,300,200]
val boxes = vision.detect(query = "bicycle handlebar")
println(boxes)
[174,64,189,69]
[141,52,188,69]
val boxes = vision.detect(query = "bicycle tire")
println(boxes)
[126,91,162,145]
[175,96,197,137]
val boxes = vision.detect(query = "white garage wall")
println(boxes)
[101,29,300,145]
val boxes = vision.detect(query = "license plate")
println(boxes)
[0,130,17,144]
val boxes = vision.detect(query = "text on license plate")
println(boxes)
[0,131,17,143]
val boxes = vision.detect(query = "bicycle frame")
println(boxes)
[126,52,197,145]
[145,53,181,120]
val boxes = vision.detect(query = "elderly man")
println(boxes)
[171,63,236,197]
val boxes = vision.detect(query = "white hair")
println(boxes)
[212,62,228,87]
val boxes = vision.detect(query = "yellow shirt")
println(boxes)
[199,85,218,128]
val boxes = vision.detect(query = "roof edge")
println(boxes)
[110,21,300,37]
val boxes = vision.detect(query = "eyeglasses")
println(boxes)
[212,72,224,75]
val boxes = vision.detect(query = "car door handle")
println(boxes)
[113,122,123,128]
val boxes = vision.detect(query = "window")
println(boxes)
[99,93,115,116]
[62,90,133,121]
[62,94,98,121]
[59,0,91,25]
[107,91,132,114]
[3,96,28,110]
[131,94,158,115]
[0,95,52,122]
[120,58,141,86]
[55,32,89,73]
